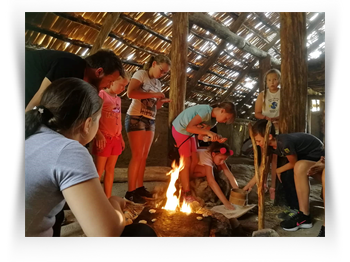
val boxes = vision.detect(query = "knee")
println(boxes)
[293,160,309,176]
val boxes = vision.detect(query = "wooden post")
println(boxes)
[259,56,271,92]
[248,121,271,230]
[168,12,188,166]
[90,12,121,55]
[279,13,308,133]
[168,12,188,126]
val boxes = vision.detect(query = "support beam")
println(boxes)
[186,12,249,98]
[188,13,281,66]
[279,12,308,133]
[90,12,121,55]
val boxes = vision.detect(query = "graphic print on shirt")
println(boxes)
[140,83,159,118]
[268,98,279,113]
[106,100,120,126]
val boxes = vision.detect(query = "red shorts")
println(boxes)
[92,134,122,157]
[172,126,197,158]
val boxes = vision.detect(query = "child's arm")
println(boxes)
[204,165,235,210]
[186,115,222,141]
[275,154,298,182]
[243,176,256,191]
[95,130,106,150]
[220,162,239,189]
[127,78,165,100]
[254,92,268,120]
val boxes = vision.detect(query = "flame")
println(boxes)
[162,157,192,214]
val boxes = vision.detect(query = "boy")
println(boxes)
[248,119,325,231]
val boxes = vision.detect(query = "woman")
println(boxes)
[25,77,156,237]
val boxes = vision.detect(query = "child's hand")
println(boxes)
[121,138,125,151]
[95,133,106,150]
[160,98,172,103]
[224,203,235,210]
[218,137,228,143]
[208,131,220,142]
[153,92,165,99]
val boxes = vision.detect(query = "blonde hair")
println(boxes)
[143,54,171,71]
[262,68,281,111]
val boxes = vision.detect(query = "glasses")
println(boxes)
[158,64,168,76]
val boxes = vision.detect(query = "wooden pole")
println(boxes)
[90,12,121,55]
[258,120,272,230]
[167,12,188,166]
[279,13,308,133]
[248,123,260,188]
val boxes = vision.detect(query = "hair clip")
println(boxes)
[33,106,44,114]
[219,148,234,156]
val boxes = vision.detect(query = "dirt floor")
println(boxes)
[61,157,325,237]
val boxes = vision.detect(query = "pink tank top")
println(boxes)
[98,90,122,137]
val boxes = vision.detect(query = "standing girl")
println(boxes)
[193,142,238,210]
[254,68,281,133]
[254,68,281,198]
[125,55,171,204]
[172,102,237,203]
[93,73,131,198]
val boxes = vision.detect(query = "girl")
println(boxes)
[25,78,156,237]
[93,73,131,198]
[253,68,281,197]
[193,142,238,210]
[254,68,281,133]
[172,102,237,203]
[125,55,171,204]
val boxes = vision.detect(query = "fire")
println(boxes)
[162,157,192,214]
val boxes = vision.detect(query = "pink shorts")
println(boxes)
[92,134,122,157]
[172,126,197,158]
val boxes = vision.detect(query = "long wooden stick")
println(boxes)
[248,123,259,187]
[258,120,272,230]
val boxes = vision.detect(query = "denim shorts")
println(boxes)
[125,114,156,133]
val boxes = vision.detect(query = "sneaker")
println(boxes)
[317,225,325,237]
[124,190,146,205]
[277,207,298,220]
[136,186,154,199]
[280,211,313,231]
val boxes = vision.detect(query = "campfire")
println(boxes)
[162,157,192,213]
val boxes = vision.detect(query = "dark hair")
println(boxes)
[252,119,276,137]
[262,68,281,110]
[143,54,171,70]
[25,78,103,139]
[210,102,237,124]
[207,142,232,157]
[85,49,125,77]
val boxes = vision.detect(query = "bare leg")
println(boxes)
[191,164,206,178]
[104,155,119,198]
[179,156,191,191]
[136,131,154,188]
[127,131,146,192]
[293,160,317,215]
[95,156,108,181]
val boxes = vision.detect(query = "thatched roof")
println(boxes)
[25,12,325,119]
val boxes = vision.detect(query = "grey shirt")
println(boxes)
[25,126,98,237]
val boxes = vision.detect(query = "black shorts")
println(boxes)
[125,114,156,133]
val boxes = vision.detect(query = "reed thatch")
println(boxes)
[25,12,325,119]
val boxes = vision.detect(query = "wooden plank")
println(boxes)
[90,12,121,55]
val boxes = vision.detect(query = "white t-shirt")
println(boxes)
[126,70,162,120]
[197,149,214,169]
[262,89,280,118]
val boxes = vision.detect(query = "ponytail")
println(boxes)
[25,106,54,139]
[210,101,237,123]
[143,54,171,71]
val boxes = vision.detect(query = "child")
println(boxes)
[193,142,238,210]
[92,73,131,198]
[245,119,325,231]
[124,55,171,204]
[254,69,281,133]
[172,102,237,203]
[25,78,156,237]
